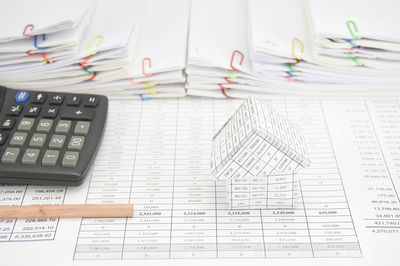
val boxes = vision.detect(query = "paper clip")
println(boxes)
[219,84,231,98]
[292,38,304,61]
[346,20,362,40]
[347,39,359,48]
[225,69,237,79]
[144,82,157,94]
[345,52,363,66]
[23,24,34,37]
[129,78,140,85]
[34,34,47,50]
[230,50,244,71]
[42,53,54,64]
[224,77,235,84]
[83,67,95,74]
[287,64,299,72]
[218,83,229,91]
[79,56,92,68]
[345,48,358,54]
[286,71,295,77]
[142,58,153,76]
[87,35,103,55]
[25,51,36,56]
[139,94,150,100]
[88,72,97,81]
[285,76,296,82]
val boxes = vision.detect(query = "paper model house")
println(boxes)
[211,97,310,209]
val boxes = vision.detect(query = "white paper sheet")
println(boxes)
[1,97,400,266]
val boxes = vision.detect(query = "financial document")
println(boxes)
[1,97,399,266]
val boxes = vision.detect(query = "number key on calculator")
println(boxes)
[0,86,108,185]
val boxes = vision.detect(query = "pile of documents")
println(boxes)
[186,0,400,98]
[0,0,189,99]
[0,0,399,99]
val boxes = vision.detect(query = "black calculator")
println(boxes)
[0,86,108,186]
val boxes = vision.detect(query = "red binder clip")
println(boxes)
[142,57,153,76]
[230,50,244,71]
[23,24,34,37]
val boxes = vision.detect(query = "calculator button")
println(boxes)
[7,104,23,116]
[61,108,94,121]
[84,96,99,107]
[14,91,29,103]
[68,136,85,151]
[66,95,82,106]
[42,107,59,118]
[74,121,90,135]
[36,119,53,133]
[1,147,20,163]
[21,149,40,165]
[49,134,66,149]
[29,133,47,148]
[42,150,59,166]
[55,120,71,134]
[49,95,64,105]
[31,92,47,104]
[24,106,41,117]
[62,151,79,168]
[10,132,28,147]
[0,118,15,130]
[0,132,8,145]
[17,118,35,131]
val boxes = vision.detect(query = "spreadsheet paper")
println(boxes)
[0,97,400,266]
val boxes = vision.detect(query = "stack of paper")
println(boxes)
[0,0,189,99]
[186,0,400,99]
[50,0,190,99]
[0,0,97,87]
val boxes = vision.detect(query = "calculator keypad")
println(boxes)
[0,87,107,186]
